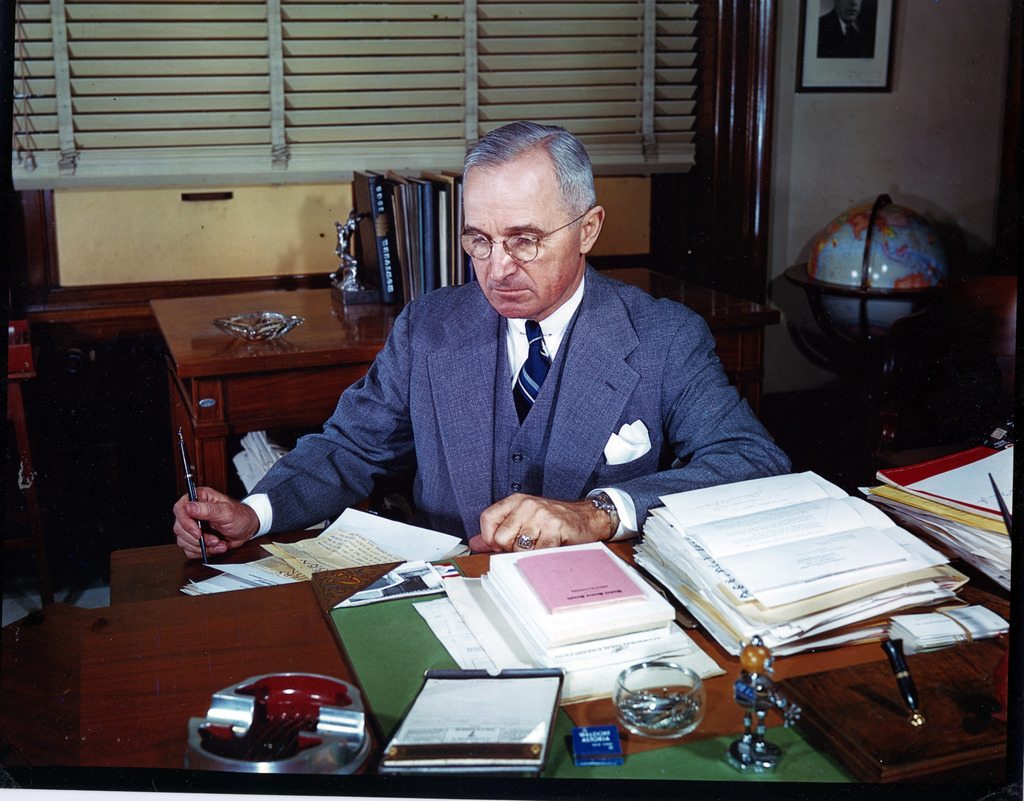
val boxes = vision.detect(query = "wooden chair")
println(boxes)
[6,345,55,607]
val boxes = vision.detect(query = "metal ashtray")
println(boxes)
[186,672,370,773]
[211,311,304,341]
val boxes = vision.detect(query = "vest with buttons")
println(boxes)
[491,319,572,504]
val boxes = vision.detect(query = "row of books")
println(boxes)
[866,445,1012,590]
[353,170,474,306]
[633,471,968,657]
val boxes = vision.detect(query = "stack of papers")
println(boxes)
[427,542,723,704]
[867,446,1012,589]
[181,508,468,595]
[634,472,967,656]
[232,431,289,492]
[889,605,1009,653]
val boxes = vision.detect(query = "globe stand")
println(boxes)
[784,195,949,478]
[785,264,943,470]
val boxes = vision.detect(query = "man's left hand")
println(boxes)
[471,493,613,553]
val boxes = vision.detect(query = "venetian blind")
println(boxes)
[12,0,697,189]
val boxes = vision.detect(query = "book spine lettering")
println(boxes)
[371,179,398,303]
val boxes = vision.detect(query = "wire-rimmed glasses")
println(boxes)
[460,210,589,264]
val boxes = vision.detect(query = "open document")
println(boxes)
[634,472,967,656]
[182,508,468,595]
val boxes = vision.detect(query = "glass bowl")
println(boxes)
[211,311,304,341]
[614,661,706,739]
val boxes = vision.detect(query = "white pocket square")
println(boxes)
[603,420,651,465]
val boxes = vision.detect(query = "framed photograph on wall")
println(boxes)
[798,0,896,92]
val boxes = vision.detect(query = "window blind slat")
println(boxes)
[74,129,269,147]
[67,3,265,20]
[480,54,642,71]
[284,4,463,21]
[286,75,464,92]
[480,38,641,55]
[480,69,644,88]
[66,21,268,37]
[72,76,268,93]
[285,40,464,56]
[68,41,268,57]
[75,94,268,112]
[284,21,464,37]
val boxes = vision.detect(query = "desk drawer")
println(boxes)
[217,363,372,430]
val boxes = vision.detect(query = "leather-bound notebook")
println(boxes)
[783,638,1008,782]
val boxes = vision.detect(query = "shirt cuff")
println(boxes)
[242,493,272,538]
[588,487,638,541]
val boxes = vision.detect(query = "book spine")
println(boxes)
[370,175,402,304]
[351,172,382,297]
[419,179,440,294]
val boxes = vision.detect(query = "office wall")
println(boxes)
[53,177,650,286]
[766,0,1013,393]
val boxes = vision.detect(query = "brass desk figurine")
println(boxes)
[727,636,801,772]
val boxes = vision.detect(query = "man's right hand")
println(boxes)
[173,486,260,560]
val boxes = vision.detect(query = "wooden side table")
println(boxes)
[151,290,401,495]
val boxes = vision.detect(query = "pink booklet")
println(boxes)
[516,548,645,614]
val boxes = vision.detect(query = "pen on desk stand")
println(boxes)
[881,639,925,727]
[988,473,1012,537]
[178,427,208,563]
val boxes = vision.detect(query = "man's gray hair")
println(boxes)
[464,121,597,217]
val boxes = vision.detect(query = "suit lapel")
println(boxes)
[427,299,499,533]
[544,272,640,500]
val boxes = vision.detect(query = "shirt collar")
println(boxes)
[506,275,585,344]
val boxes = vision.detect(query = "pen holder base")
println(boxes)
[726,737,781,772]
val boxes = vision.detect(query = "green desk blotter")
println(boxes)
[330,594,851,782]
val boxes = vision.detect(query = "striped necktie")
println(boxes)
[513,319,550,423]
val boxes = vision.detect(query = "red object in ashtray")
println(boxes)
[199,674,356,762]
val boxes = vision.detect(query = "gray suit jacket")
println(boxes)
[253,267,790,538]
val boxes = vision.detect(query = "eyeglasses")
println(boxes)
[460,210,590,264]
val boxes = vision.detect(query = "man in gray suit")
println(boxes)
[174,121,789,557]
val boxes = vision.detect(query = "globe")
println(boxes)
[808,200,949,290]
[800,198,950,339]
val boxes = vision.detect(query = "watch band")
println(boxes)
[589,491,619,541]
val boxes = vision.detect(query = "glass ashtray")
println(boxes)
[614,661,706,739]
[211,311,304,341]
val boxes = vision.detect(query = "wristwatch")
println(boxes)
[589,491,620,541]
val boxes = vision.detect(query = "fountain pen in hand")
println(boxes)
[178,427,208,563]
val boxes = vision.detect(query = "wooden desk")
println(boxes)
[1,539,1011,789]
[0,581,371,770]
[151,273,779,494]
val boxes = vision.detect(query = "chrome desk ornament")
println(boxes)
[331,208,378,305]
[726,636,801,772]
[186,673,371,773]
